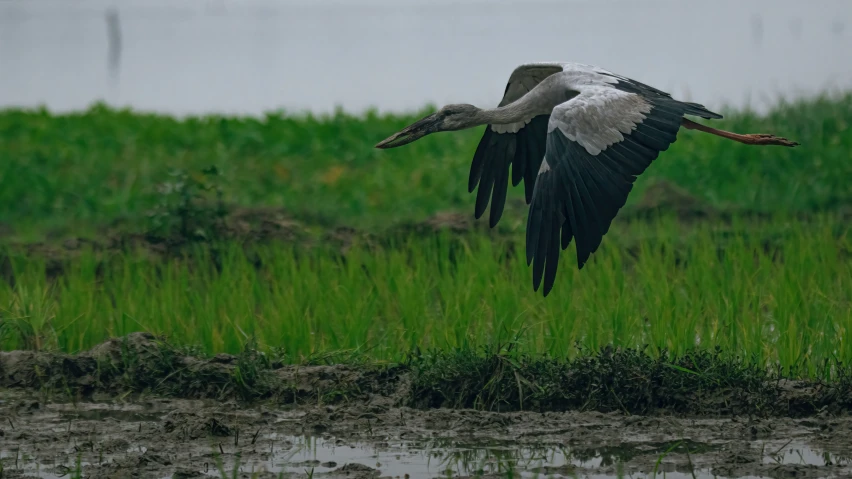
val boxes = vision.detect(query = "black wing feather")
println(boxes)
[470,115,550,226]
[522,127,542,203]
[489,143,513,227]
[542,211,562,293]
[468,127,493,192]
[562,152,606,266]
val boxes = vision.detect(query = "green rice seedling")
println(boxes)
[0,214,848,377]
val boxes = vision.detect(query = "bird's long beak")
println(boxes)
[375,112,442,149]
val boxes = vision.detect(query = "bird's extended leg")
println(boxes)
[681,118,799,147]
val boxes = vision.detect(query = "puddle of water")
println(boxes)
[3,437,711,478]
[2,437,843,479]
[248,435,763,478]
[762,443,851,467]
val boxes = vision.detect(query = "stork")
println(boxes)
[375,62,798,296]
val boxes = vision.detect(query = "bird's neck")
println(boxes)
[476,98,545,126]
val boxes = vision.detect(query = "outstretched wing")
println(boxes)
[468,63,565,228]
[525,84,695,296]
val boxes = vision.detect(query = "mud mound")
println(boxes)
[409,346,852,417]
[2,334,852,418]
[623,179,852,224]
[322,209,513,256]
[388,210,495,236]
[0,333,407,408]
[625,179,720,220]
[4,206,310,264]
[160,410,239,439]
[0,208,512,284]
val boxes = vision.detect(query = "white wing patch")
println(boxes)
[538,158,551,174]
[491,118,533,134]
[548,87,652,156]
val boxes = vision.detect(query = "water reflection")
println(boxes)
[1,429,848,478]
[259,434,844,478]
[763,443,851,467]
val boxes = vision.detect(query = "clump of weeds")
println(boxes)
[230,337,278,400]
[0,282,59,351]
[146,165,229,243]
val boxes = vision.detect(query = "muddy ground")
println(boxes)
[2,334,852,478]
[2,390,852,479]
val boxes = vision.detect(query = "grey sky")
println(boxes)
[0,0,849,116]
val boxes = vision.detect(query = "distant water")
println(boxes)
[1,0,850,117]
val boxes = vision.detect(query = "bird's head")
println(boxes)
[375,104,481,149]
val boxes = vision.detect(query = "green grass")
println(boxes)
[0,93,850,239]
[2,214,849,375]
[1,94,850,386]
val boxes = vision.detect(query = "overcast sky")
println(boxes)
[1,0,849,116]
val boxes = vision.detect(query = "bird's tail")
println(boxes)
[680,101,723,120]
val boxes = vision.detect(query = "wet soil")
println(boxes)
[2,389,851,479]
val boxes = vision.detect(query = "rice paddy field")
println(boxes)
[1,93,852,478]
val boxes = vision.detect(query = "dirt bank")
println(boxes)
[2,335,852,478]
[1,334,850,418]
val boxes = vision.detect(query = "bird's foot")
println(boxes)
[681,119,799,147]
[740,134,800,147]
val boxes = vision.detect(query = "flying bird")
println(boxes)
[375,62,798,296]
